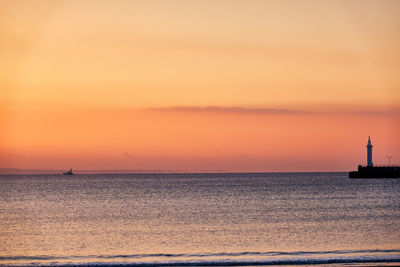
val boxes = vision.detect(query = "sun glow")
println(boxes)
[1,0,399,171]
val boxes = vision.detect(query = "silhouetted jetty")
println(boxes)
[350,165,400,178]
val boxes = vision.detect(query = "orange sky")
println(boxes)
[1,0,399,171]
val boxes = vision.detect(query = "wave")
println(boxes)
[1,249,400,266]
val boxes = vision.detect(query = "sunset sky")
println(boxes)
[1,0,399,171]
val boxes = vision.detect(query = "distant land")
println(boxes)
[0,168,347,174]
[0,168,179,175]
[0,168,249,174]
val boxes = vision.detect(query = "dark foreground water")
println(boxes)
[0,172,399,266]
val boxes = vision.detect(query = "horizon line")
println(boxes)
[0,167,349,175]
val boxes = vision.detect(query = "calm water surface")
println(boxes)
[0,172,399,266]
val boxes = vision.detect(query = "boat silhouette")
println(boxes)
[63,169,74,175]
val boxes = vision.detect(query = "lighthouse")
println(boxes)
[366,136,373,167]
[349,137,400,178]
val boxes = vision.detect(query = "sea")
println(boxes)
[0,172,399,266]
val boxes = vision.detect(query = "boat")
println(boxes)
[63,169,74,175]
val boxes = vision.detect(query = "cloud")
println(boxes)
[123,153,174,160]
[333,110,400,116]
[148,105,400,117]
[149,106,304,114]
[123,152,136,159]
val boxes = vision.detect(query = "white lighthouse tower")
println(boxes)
[366,136,373,167]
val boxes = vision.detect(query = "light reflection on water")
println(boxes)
[0,173,399,266]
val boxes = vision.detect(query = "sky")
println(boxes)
[1,0,399,172]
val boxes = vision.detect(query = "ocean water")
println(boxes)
[0,172,399,266]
